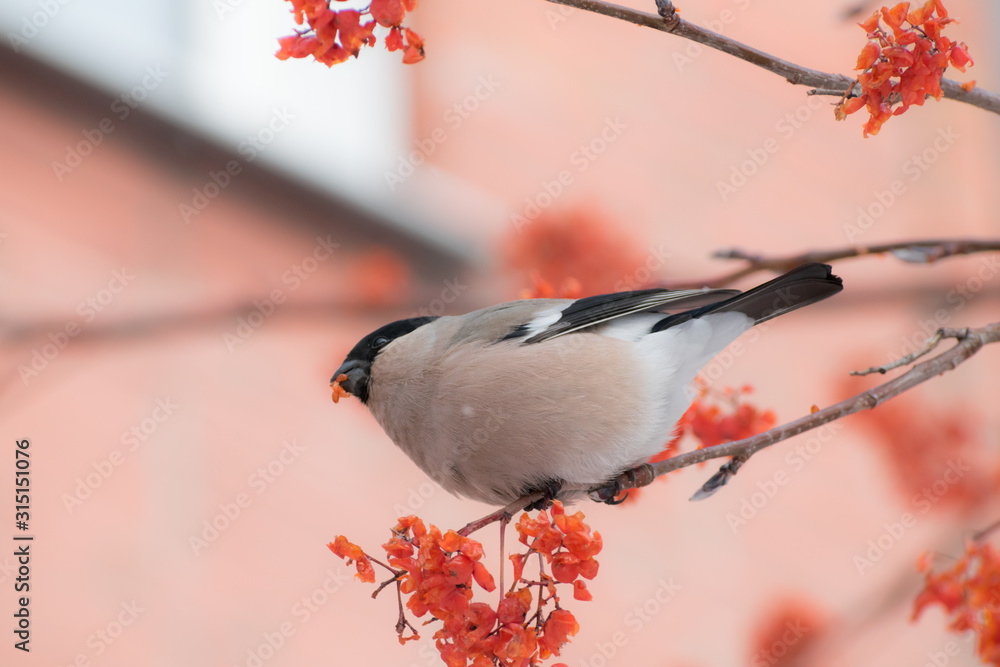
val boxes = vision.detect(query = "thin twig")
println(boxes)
[535,553,545,630]
[689,453,748,501]
[365,553,420,639]
[458,491,543,536]
[544,0,1000,115]
[498,513,508,598]
[850,327,968,376]
[394,579,420,639]
[809,87,855,97]
[972,517,1000,542]
[372,572,404,598]
[367,555,406,598]
[668,238,1000,289]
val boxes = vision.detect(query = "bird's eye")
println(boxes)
[372,336,390,349]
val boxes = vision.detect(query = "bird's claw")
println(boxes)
[524,479,563,511]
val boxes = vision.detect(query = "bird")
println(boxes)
[331,262,842,507]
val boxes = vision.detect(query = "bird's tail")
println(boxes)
[705,262,843,324]
[652,263,842,332]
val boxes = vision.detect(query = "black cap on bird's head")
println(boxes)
[331,316,438,404]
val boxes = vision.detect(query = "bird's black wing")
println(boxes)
[523,287,740,344]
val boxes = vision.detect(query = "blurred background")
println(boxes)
[1,0,998,665]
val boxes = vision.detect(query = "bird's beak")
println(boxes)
[331,359,368,400]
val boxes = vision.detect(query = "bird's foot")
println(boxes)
[523,478,563,511]
[589,477,628,504]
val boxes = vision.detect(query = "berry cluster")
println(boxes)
[277,0,424,67]
[837,0,973,136]
[684,384,777,450]
[328,504,602,666]
[913,540,1000,665]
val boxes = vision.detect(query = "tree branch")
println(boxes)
[576,322,1000,501]
[544,0,1000,115]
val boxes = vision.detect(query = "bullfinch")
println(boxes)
[331,263,842,506]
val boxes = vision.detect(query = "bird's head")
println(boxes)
[331,316,438,404]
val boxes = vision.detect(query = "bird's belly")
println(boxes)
[424,337,682,503]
